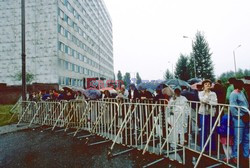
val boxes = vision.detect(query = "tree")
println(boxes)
[190,31,215,80]
[164,69,173,80]
[175,54,190,81]
[136,72,142,85]
[123,72,131,88]
[14,72,35,84]
[218,69,250,84]
[117,70,122,81]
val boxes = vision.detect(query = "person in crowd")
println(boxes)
[58,89,64,100]
[103,90,112,98]
[116,87,127,99]
[243,83,250,106]
[212,80,226,104]
[226,77,237,103]
[154,88,166,102]
[64,89,74,101]
[162,85,174,99]
[226,77,248,103]
[198,79,218,152]
[42,91,51,101]
[52,89,59,100]
[29,92,37,101]
[121,84,128,98]
[140,87,154,100]
[216,114,234,162]
[229,80,249,165]
[128,84,140,102]
[167,87,189,147]
[35,91,42,101]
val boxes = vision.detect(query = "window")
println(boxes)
[67,32,72,40]
[82,9,86,15]
[84,56,87,63]
[69,78,72,86]
[79,17,83,24]
[73,9,77,17]
[58,9,64,20]
[83,32,87,39]
[68,47,71,55]
[71,49,75,57]
[60,0,65,5]
[59,42,65,52]
[64,14,68,22]
[67,2,73,13]
[58,25,64,36]
[65,45,68,54]
[74,23,78,32]
[79,28,82,36]
[68,17,73,27]
[72,35,76,44]
[64,61,68,70]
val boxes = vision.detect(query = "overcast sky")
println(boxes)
[104,0,250,80]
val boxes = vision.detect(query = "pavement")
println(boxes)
[0,123,37,135]
[0,125,173,168]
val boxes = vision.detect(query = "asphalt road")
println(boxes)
[0,127,173,168]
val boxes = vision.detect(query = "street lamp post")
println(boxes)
[233,45,241,76]
[168,61,174,79]
[21,0,27,101]
[183,35,197,78]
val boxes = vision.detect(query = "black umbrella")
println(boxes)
[165,79,190,89]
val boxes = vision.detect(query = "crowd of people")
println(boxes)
[27,77,249,166]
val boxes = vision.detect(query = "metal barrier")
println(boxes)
[108,102,187,163]
[17,101,37,126]
[185,101,250,168]
[14,99,249,168]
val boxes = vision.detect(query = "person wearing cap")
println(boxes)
[167,87,189,147]
[229,79,249,165]
[198,79,218,152]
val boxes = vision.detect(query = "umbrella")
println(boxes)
[83,89,102,100]
[63,87,74,93]
[155,83,174,96]
[137,82,160,93]
[165,79,191,89]
[100,87,117,97]
[100,87,116,92]
[156,83,168,91]
[187,78,202,85]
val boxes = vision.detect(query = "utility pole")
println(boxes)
[21,0,27,101]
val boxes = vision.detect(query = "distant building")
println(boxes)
[0,0,114,88]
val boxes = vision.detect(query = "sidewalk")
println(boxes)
[0,123,34,135]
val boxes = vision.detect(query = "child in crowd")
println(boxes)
[217,114,234,162]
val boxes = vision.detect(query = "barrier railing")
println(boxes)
[14,99,249,167]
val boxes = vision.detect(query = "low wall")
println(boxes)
[0,83,59,105]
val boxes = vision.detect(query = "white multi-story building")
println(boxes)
[0,0,113,88]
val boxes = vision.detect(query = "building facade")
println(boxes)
[0,0,113,88]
